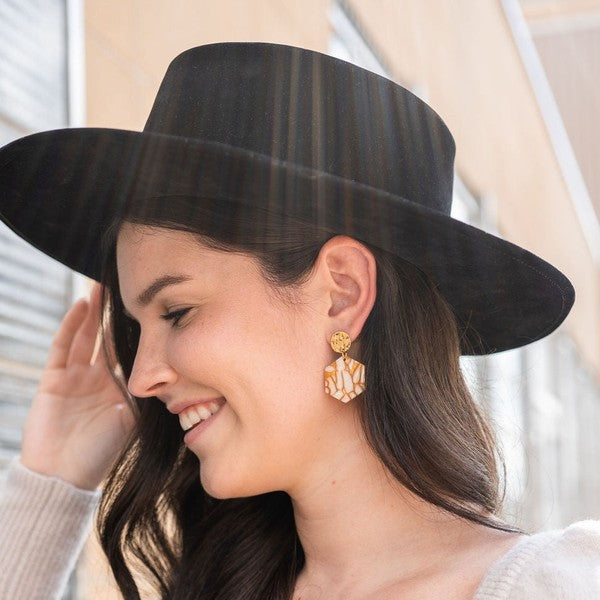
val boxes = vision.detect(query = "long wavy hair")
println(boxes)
[97,196,518,599]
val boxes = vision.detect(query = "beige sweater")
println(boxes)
[1,458,599,599]
[0,458,100,599]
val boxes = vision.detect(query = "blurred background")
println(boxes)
[0,0,599,597]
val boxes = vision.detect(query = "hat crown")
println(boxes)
[144,43,456,215]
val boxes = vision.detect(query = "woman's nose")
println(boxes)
[127,336,177,398]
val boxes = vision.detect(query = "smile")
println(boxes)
[179,399,226,432]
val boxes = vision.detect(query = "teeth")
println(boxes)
[178,401,223,432]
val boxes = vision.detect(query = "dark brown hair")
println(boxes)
[97,197,517,600]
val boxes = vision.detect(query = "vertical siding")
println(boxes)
[0,0,72,479]
[0,0,68,132]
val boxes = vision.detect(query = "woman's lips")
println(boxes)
[183,402,225,445]
[167,396,225,415]
[179,400,224,431]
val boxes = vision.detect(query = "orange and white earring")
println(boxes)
[324,331,366,403]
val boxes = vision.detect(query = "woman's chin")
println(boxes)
[199,463,245,499]
[199,463,273,499]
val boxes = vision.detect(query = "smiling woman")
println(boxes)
[101,213,512,598]
[0,42,598,600]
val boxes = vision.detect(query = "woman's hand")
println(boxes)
[20,283,135,490]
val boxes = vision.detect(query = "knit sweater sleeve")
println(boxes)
[474,520,600,599]
[0,457,100,600]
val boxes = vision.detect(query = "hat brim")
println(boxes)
[0,128,574,355]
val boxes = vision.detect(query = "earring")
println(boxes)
[324,331,366,403]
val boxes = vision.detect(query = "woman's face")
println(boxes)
[116,223,357,498]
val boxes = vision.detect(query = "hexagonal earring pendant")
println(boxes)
[324,331,366,403]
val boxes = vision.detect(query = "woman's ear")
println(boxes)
[313,235,377,342]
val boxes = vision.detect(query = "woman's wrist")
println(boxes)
[18,452,100,491]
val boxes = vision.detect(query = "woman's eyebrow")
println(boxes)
[136,274,192,306]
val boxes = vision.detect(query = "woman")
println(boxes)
[0,43,598,600]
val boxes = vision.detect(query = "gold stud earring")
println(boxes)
[324,331,366,403]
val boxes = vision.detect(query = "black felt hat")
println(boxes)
[0,42,574,354]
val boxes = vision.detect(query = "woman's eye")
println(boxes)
[160,308,191,328]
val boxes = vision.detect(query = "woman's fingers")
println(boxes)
[45,299,90,370]
[94,295,118,369]
[45,284,106,370]
[67,283,103,366]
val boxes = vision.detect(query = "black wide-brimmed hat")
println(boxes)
[0,42,573,354]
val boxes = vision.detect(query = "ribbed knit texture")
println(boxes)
[474,520,600,599]
[0,457,100,600]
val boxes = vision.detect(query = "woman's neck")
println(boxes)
[288,418,519,598]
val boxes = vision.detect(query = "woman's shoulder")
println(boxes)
[474,520,600,600]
